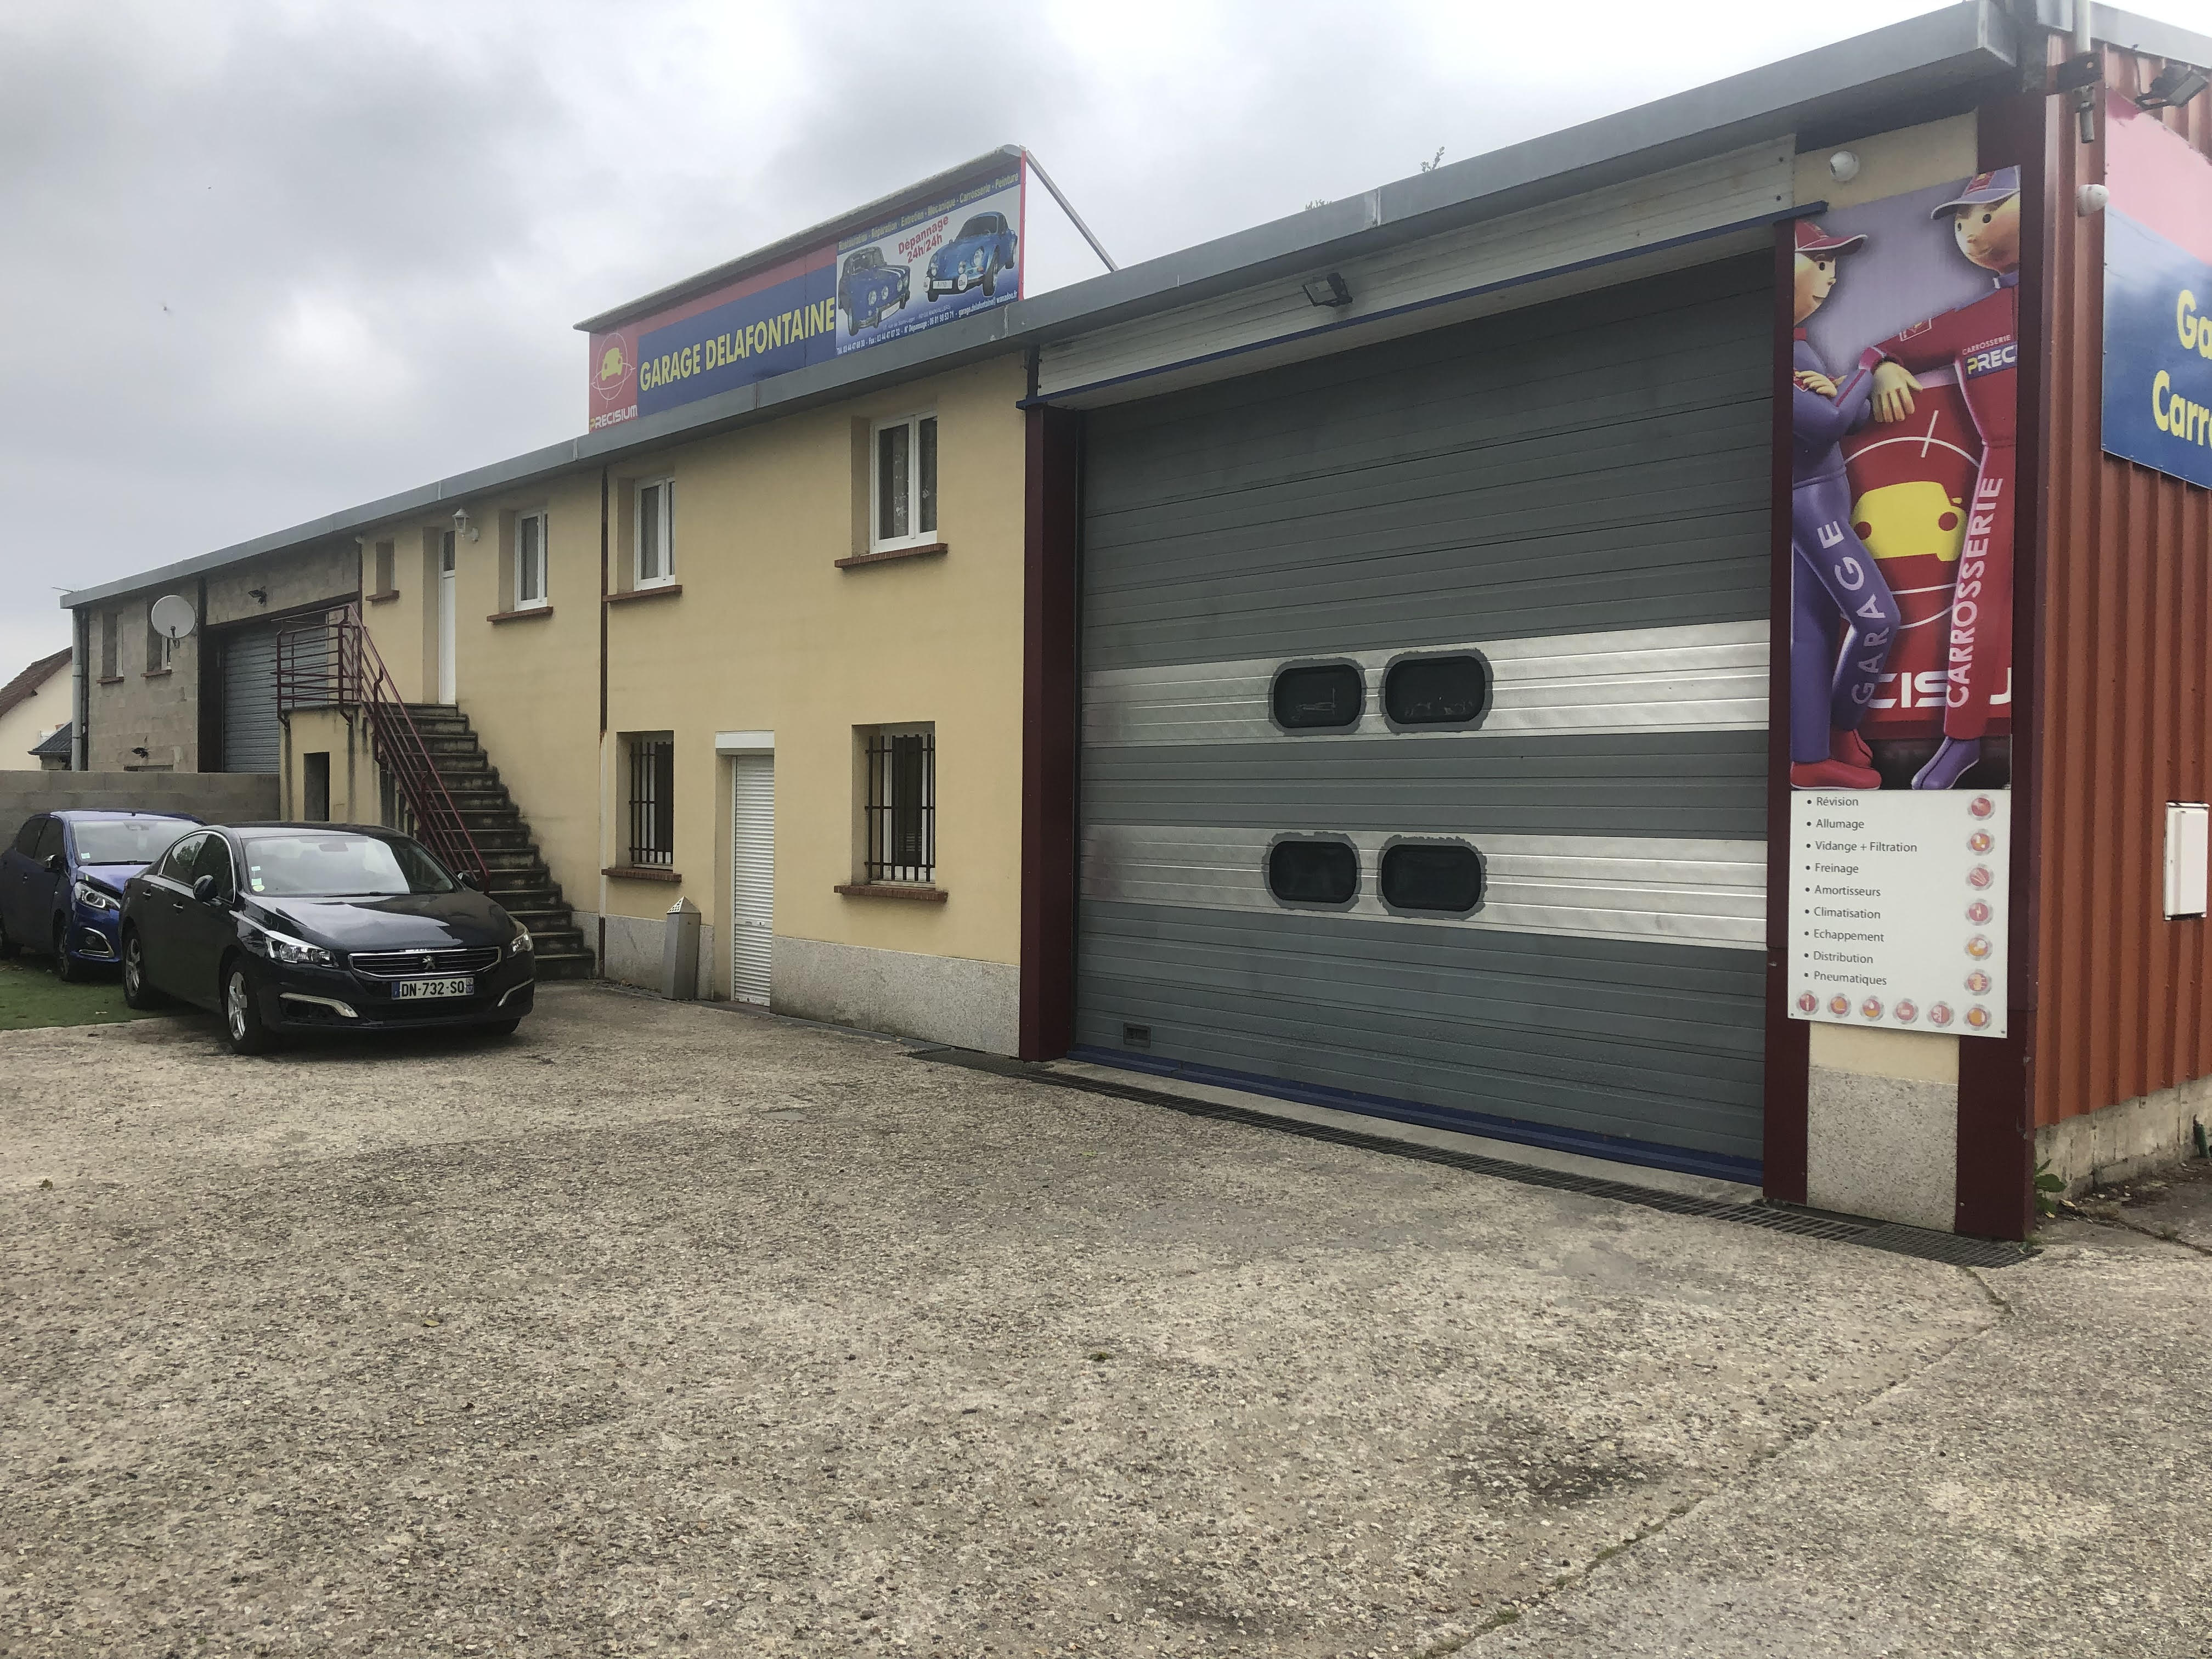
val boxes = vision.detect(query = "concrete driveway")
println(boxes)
[3,986,2207,1658]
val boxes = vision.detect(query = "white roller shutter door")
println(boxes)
[730,754,775,1006]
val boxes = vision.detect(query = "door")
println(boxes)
[438,530,458,704]
[219,623,283,773]
[140,831,204,992]
[176,833,239,1000]
[3,814,47,942]
[729,754,774,1006]
[24,815,65,951]
[1074,257,1773,1179]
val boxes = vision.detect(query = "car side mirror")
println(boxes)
[192,873,221,905]
[458,870,482,891]
[45,853,64,875]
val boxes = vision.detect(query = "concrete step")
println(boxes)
[534,950,597,982]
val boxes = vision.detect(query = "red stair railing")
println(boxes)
[275,608,490,888]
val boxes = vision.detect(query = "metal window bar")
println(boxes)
[865,731,934,884]
[628,737,674,866]
[274,608,488,887]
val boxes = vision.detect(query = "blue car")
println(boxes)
[0,809,200,980]
[926,212,1018,302]
[838,246,911,335]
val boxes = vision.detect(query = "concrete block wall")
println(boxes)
[0,771,280,833]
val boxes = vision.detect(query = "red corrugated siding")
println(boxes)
[2039,47,2212,1128]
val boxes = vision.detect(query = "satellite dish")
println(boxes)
[150,594,196,641]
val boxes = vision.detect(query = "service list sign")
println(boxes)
[1788,791,2009,1038]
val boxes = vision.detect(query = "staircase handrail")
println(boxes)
[275,610,490,887]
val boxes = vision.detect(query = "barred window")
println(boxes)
[626,733,674,867]
[864,727,935,884]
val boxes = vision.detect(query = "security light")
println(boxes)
[246,588,268,605]
[1827,150,1860,183]
[453,506,479,543]
[2140,62,2210,110]
[1302,272,1353,309]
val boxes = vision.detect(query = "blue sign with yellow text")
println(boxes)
[2103,208,2212,490]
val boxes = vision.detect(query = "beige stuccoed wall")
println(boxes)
[279,707,376,826]
[354,352,1029,1051]
[1791,114,1983,1233]
[0,657,71,770]
[1790,114,1979,213]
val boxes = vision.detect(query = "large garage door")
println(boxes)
[219,622,282,774]
[1076,257,1772,1180]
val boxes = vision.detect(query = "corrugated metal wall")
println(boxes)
[2038,50,2212,1127]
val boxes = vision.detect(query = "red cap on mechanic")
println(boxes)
[1794,218,1866,256]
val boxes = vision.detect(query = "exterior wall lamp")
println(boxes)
[2139,63,2210,111]
[453,507,479,543]
[1302,272,1353,309]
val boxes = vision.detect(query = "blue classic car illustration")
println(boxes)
[926,212,1019,302]
[838,246,911,334]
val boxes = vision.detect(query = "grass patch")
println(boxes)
[0,955,171,1032]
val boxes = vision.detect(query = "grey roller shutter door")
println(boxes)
[1076,256,1773,1178]
[221,623,282,775]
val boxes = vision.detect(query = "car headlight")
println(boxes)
[509,930,534,957]
[71,881,120,913]
[243,928,335,967]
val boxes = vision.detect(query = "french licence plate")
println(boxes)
[392,977,473,1000]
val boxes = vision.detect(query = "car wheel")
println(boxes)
[121,929,163,1009]
[483,1017,522,1038]
[983,267,996,297]
[0,912,15,960]
[221,959,276,1056]
[52,922,86,983]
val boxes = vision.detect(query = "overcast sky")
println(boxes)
[9,0,2203,675]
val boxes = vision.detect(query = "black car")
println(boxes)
[120,823,534,1054]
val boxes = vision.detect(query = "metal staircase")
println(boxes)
[275,610,595,980]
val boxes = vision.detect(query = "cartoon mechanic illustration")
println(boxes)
[1861,167,2021,790]
[1790,218,1898,789]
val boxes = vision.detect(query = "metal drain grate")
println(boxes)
[911,1048,2032,1269]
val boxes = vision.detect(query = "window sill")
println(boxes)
[142,669,172,679]
[364,589,401,605]
[834,882,947,902]
[488,606,554,624]
[603,864,681,882]
[604,583,682,605]
[95,675,124,685]
[836,541,948,570]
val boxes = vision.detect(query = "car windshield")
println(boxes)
[847,250,880,270]
[72,818,193,866]
[239,831,456,898]
[957,216,996,238]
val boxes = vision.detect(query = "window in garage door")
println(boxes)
[1074,255,1773,1181]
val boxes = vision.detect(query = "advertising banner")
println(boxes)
[2102,91,2212,489]
[1783,170,2022,1037]
[831,169,1023,355]
[586,163,1024,432]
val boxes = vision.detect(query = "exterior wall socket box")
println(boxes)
[2165,803,2209,918]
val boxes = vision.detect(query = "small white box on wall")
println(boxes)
[2165,803,2209,918]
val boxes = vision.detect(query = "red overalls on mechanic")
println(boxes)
[1859,166,2020,791]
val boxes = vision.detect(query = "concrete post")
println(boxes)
[661,896,701,1001]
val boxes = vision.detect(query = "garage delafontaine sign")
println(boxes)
[585,163,1025,432]
[2102,91,2212,490]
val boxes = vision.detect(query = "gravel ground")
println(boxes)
[1,985,2205,1658]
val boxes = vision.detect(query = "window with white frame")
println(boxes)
[871,414,938,551]
[145,610,173,674]
[635,478,674,587]
[516,511,549,609]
